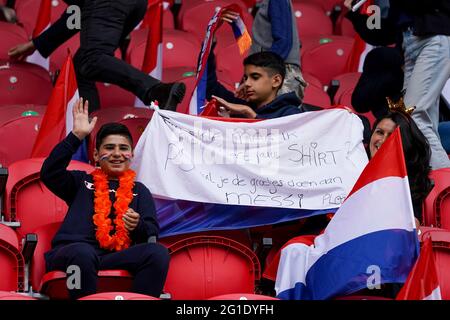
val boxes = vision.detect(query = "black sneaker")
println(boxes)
[147,82,186,111]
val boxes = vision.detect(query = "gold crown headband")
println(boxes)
[386,96,416,115]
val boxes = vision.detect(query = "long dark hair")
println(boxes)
[372,112,432,220]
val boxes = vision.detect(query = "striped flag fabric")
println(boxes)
[189,4,251,115]
[27,0,51,70]
[135,0,163,107]
[31,53,80,158]
[396,236,442,300]
[274,128,419,300]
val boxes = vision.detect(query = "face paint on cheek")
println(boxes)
[99,153,111,162]
[123,153,132,162]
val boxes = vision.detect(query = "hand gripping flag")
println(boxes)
[275,128,419,300]
[189,4,251,115]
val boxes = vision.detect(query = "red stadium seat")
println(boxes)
[335,12,357,37]
[0,291,37,300]
[15,0,68,36]
[292,2,333,37]
[163,5,175,29]
[419,228,450,299]
[96,82,136,109]
[0,114,43,167]
[0,60,53,106]
[127,29,201,70]
[302,72,323,90]
[0,22,28,60]
[0,224,24,291]
[208,293,279,300]
[423,168,450,229]
[303,84,330,108]
[49,34,80,73]
[0,105,46,126]
[117,117,151,148]
[216,41,245,89]
[178,0,252,45]
[295,0,340,14]
[78,291,160,300]
[30,222,133,300]
[332,72,361,105]
[2,158,94,238]
[301,35,354,85]
[164,236,261,300]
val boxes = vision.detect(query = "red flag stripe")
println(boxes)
[33,0,51,38]
[31,53,78,158]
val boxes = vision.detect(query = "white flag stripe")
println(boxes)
[65,90,80,135]
[423,287,442,300]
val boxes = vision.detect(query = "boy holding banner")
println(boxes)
[208,50,305,119]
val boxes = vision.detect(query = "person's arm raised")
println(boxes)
[40,99,97,204]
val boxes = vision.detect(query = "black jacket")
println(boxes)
[40,132,159,252]
[32,0,83,58]
[346,0,450,47]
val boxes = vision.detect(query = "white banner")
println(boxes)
[132,109,369,210]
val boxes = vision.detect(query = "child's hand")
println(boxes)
[123,208,140,232]
[72,98,98,140]
[212,95,257,119]
[220,10,239,24]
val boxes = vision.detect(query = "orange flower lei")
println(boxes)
[92,168,135,251]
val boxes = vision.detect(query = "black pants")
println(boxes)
[73,0,160,112]
[46,242,170,299]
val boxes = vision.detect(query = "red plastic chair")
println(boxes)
[419,227,450,299]
[301,35,355,85]
[295,0,341,14]
[208,293,279,300]
[0,224,24,291]
[163,5,175,29]
[335,11,357,37]
[49,34,80,73]
[127,29,201,70]
[423,168,450,229]
[78,291,160,300]
[117,117,151,148]
[302,72,323,90]
[292,2,333,38]
[303,84,330,108]
[0,114,43,167]
[0,105,46,126]
[164,236,261,300]
[0,291,37,300]
[15,0,68,36]
[216,41,245,89]
[30,222,133,300]
[2,158,94,238]
[96,82,136,109]
[0,60,53,106]
[332,72,361,105]
[0,22,29,60]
